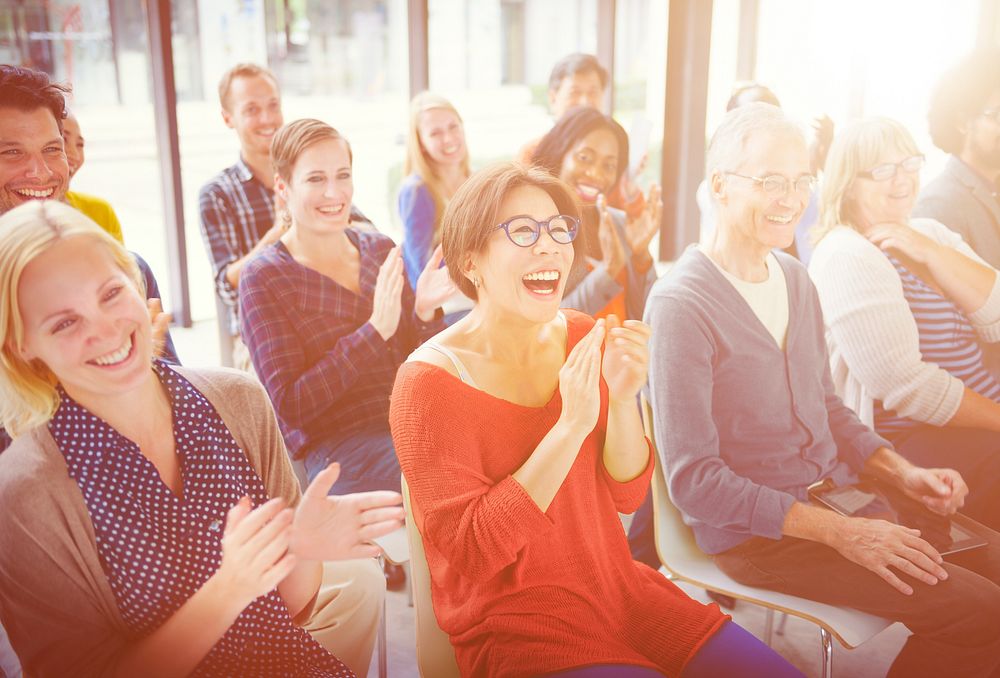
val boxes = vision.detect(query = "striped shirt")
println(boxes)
[238,229,443,459]
[874,252,1000,435]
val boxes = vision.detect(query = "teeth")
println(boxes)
[14,187,54,198]
[766,215,792,224]
[443,145,458,154]
[318,205,344,214]
[576,184,599,199]
[92,335,132,366]
[523,270,560,281]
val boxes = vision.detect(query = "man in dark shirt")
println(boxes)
[915,49,1000,268]
[198,63,370,370]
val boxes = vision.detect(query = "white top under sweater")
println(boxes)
[808,218,1000,427]
[701,248,789,349]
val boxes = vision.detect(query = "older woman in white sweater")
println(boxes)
[810,117,1000,529]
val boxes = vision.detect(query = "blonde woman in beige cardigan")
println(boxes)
[0,200,404,677]
[810,117,1000,530]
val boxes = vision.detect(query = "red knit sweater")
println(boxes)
[390,311,726,678]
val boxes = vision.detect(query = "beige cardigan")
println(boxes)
[0,366,302,677]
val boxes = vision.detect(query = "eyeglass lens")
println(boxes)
[504,216,578,247]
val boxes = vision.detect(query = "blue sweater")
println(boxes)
[646,248,889,554]
[398,174,437,288]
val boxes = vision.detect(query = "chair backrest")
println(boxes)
[400,475,461,678]
[640,397,896,649]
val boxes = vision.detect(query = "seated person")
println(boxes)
[61,109,125,244]
[239,119,453,496]
[810,117,1000,530]
[649,102,1000,678]
[398,92,473,323]
[915,49,1000,269]
[517,53,644,217]
[390,161,803,678]
[532,107,659,320]
[0,200,404,677]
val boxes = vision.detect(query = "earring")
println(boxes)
[471,275,481,289]
[279,208,292,227]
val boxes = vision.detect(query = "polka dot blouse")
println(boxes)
[48,361,354,677]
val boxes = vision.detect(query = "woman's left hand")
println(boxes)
[291,463,406,561]
[866,222,942,265]
[601,314,652,401]
[415,245,457,321]
[625,184,661,268]
[898,466,968,516]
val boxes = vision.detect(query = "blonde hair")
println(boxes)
[441,162,579,301]
[0,200,142,436]
[815,117,921,243]
[217,62,279,111]
[270,118,353,182]
[403,92,471,244]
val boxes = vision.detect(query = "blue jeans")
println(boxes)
[304,430,401,495]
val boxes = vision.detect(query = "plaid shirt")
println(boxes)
[198,156,369,336]
[239,229,443,459]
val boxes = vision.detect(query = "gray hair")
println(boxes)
[705,102,806,201]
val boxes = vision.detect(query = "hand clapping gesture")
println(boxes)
[601,314,652,402]
[290,462,406,561]
[623,184,662,268]
[596,195,626,278]
[215,497,298,608]
[414,244,457,321]
[370,246,405,340]
[558,318,606,436]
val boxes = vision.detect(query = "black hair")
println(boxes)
[547,53,609,93]
[928,49,1000,154]
[531,106,629,188]
[0,65,69,127]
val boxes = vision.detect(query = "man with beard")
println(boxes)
[915,50,1000,268]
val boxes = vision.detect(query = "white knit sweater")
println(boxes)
[809,218,1000,427]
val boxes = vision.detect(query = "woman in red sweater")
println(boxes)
[390,162,803,677]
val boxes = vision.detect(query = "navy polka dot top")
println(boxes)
[48,361,354,677]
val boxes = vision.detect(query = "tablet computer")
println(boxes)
[808,478,987,556]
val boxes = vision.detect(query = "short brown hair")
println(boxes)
[0,65,69,128]
[441,162,580,300]
[270,118,353,181]
[217,62,279,111]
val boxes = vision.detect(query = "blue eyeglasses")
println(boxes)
[495,214,580,247]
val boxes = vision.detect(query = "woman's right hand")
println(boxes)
[866,222,942,266]
[213,496,297,609]
[370,247,405,340]
[597,195,626,278]
[557,318,605,435]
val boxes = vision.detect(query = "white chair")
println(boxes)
[641,398,895,678]
[373,527,410,678]
[400,475,461,678]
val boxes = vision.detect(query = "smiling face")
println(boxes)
[277,138,353,235]
[0,107,69,214]
[847,148,921,229]
[714,130,811,250]
[558,127,619,204]
[469,185,575,323]
[549,70,605,119]
[417,107,466,169]
[17,235,153,405]
[222,74,283,158]
[62,113,85,179]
